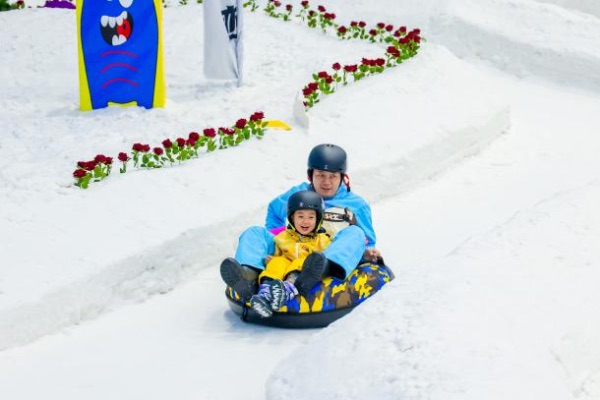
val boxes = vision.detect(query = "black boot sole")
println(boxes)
[295,252,327,298]
[220,258,255,300]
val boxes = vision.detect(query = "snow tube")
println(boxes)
[225,260,394,328]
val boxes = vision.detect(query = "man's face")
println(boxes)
[311,169,342,198]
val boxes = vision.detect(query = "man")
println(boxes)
[220,143,381,300]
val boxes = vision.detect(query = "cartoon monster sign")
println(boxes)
[76,0,166,110]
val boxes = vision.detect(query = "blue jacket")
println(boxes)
[265,182,377,248]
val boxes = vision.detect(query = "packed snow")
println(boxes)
[0,0,599,399]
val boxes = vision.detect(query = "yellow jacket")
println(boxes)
[273,228,331,261]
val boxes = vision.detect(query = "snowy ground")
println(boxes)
[1,0,600,399]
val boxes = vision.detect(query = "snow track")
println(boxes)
[0,18,509,351]
[1,1,600,399]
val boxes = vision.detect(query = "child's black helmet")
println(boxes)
[307,144,347,175]
[287,190,325,230]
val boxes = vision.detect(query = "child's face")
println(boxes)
[292,209,317,235]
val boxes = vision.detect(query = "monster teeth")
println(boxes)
[116,11,126,26]
[112,34,127,46]
[108,16,116,28]
[101,15,109,27]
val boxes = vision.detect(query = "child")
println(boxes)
[250,190,331,318]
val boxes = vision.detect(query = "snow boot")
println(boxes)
[295,252,328,298]
[268,279,298,311]
[220,257,258,301]
[250,283,274,318]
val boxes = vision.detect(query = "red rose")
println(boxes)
[203,128,216,138]
[250,111,265,121]
[308,82,319,91]
[94,154,107,163]
[188,132,200,142]
[332,62,341,71]
[300,0,309,7]
[153,147,164,156]
[286,4,292,11]
[414,28,421,34]
[176,138,186,147]
[318,71,329,79]
[358,21,366,28]
[162,139,173,148]
[186,138,196,147]
[344,64,357,73]
[325,76,333,84]
[83,161,97,171]
[236,118,247,129]
[337,26,347,34]
[273,1,281,7]
[73,169,87,178]
[386,24,393,32]
[377,22,385,29]
[133,143,150,152]
[399,26,407,33]
[105,157,113,165]
[387,46,400,57]
[350,21,358,27]
[376,58,385,67]
[303,87,314,96]
[308,10,315,17]
[369,29,377,36]
[118,152,129,162]
[220,128,235,136]
[317,5,325,12]
[324,13,335,20]
[132,143,143,152]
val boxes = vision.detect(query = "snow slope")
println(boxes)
[1,0,600,399]
[0,5,508,350]
[270,78,600,399]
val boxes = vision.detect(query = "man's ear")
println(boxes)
[307,168,313,182]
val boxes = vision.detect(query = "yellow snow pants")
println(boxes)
[259,256,307,282]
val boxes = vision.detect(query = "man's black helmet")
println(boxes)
[287,190,325,231]
[307,144,347,174]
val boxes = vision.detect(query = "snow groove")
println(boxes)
[0,210,258,351]
[430,22,599,92]
[0,105,509,352]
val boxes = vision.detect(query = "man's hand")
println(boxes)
[363,248,381,263]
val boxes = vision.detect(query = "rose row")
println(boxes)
[73,111,267,189]
[301,36,419,108]
[246,0,422,110]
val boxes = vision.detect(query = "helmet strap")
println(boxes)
[343,174,351,192]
